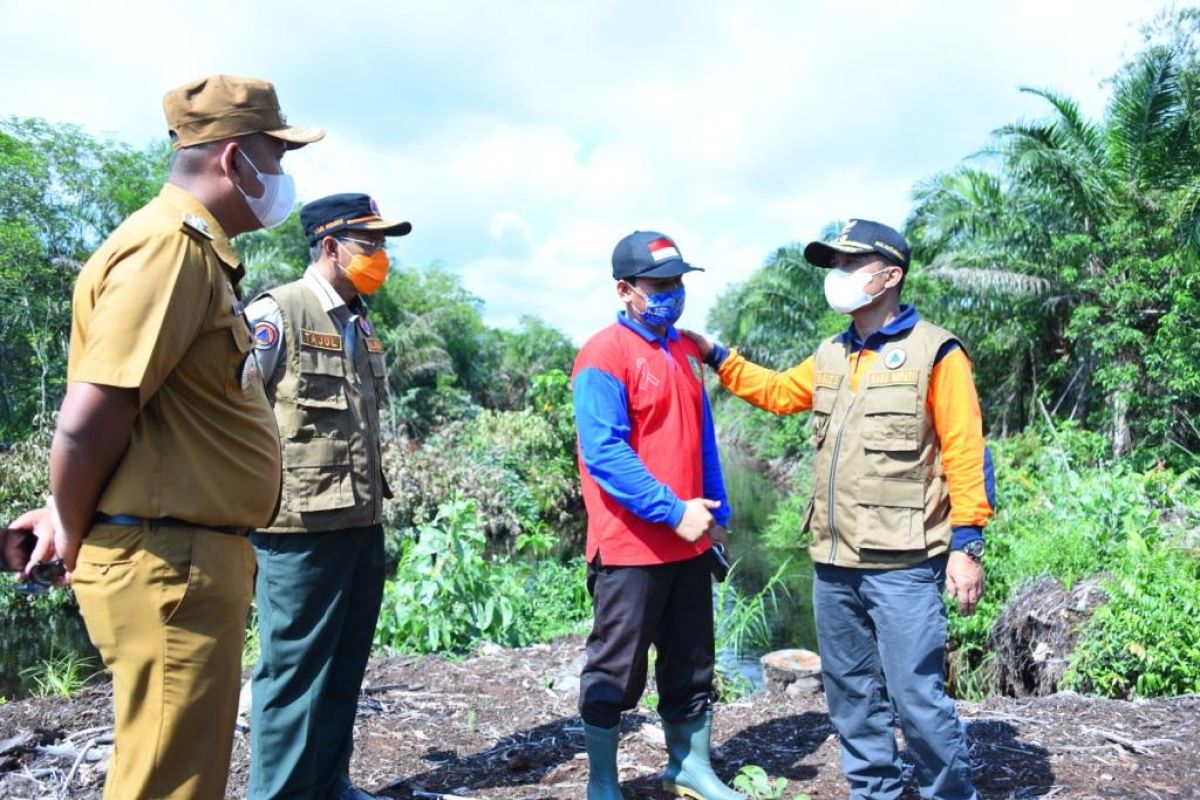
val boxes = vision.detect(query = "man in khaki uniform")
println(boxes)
[244,194,409,800]
[18,75,323,799]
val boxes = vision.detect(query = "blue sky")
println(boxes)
[0,0,1167,342]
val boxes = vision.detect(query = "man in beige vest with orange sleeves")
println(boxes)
[688,220,993,800]
[244,193,410,800]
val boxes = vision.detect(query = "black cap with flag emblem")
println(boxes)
[611,230,705,280]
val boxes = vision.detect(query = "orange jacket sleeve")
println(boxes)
[928,347,993,529]
[716,350,816,415]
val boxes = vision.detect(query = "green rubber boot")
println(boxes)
[583,722,625,800]
[662,709,744,800]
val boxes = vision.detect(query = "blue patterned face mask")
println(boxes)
[633,284,686,329]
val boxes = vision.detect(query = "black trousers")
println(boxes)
[578,552,715,728]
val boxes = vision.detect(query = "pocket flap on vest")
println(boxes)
[863,384,918,414]
[857,476,925,508]
[281,438,355,513]
[283,437,349,467]
[296,371,348,410]
[298,348,346,376]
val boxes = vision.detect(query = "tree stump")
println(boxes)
[988,575,1108,697]
[760,649,823,695]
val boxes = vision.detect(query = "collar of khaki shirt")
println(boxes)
[158,182,243,279]
[303,265,347,313]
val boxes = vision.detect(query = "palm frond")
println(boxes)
[1107,46,1184,187]
[924,262,1058,298]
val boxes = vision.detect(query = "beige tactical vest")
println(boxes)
[261,280,391,533]
[803,320,958,569]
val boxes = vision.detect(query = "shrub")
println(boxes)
[375,497,590,654]
[947,428,1200,697]
[1063,537,1200,697]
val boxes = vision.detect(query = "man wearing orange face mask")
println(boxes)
[244,193,411,800]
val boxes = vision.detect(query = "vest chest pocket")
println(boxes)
[296,350,349,411]
[811,388,837,448]
[282,438,355,512]
[854,476,926,552]
[862,384,919,451]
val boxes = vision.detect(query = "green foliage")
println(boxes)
[235,211,309,299]
[712,664,756,702]
[0,428,50,524]
[242,607,261,670]
[0,118,166,439]
[760,493,813,552]
[384,369,581,542]
[946,429,1200,697]
[732,765,810,800]
[19,651,100,699]
[374,497,590,654]
[706,244,841,370]
[713,561,789,657]
[371,264,494,417]
[906,11,1200,458]
[1063,537,1200,697]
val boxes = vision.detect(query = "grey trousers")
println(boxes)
[813,555,977,800]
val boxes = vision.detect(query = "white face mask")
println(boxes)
[823,267,890,314]
[236,150,295,229]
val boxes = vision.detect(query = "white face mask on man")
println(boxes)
[236,149,296,229]
[823,267,892,314]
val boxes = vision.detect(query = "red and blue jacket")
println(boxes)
[572,312,730,566]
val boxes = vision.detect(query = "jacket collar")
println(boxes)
[617,311,679,344]
[838,304,921,351]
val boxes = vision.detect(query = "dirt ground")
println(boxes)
[1,636,1198,799]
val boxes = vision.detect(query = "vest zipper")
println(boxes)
[826,395,858,565]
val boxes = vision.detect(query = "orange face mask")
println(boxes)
[336,241,390,295]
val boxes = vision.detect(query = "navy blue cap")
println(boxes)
[301,193,412,245]
[804,219,911,270]
[611,230,704,280]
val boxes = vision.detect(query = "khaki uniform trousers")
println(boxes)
[72,522,255,800]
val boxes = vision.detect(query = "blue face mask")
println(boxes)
[633,284,686,329]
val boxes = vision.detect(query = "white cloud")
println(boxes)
[0,0,1164,344]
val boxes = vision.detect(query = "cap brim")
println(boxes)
[803,240,874,268]
[266,124,326,150]
[634,261,704,278]
[353,219,413,237]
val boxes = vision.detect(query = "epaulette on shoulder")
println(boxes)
[180,213,214,241]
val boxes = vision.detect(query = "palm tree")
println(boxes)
[908,22,1200,456]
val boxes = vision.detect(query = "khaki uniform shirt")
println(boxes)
[68,183,282,528]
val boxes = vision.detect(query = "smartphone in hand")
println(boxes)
[2,527,36,572]
[3,527,64,592]
[710,541,731,583]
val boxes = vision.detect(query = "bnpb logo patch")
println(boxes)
[254,320,279,350]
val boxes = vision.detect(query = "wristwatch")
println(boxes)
[957,539,986,564]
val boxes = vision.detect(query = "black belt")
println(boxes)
[93,513,251,537]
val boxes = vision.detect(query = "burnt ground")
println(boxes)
[1,636,1197,799]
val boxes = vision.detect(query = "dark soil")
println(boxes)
[1,636,1198,799]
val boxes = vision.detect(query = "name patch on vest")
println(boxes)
[815,371,843,389]
[301,329,343,351]
[365,337,385,353]
[867,369,919,386]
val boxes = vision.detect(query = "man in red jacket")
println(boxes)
[571,230,742,800]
